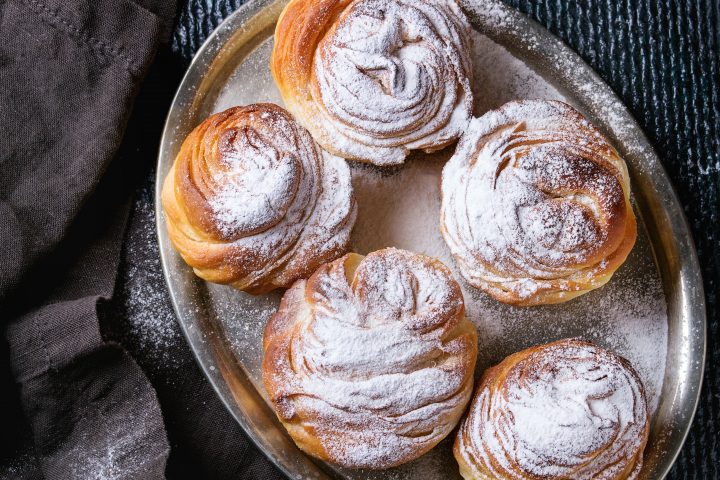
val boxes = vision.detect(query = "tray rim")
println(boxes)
[155,1,707,478]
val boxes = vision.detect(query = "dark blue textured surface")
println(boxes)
[167,1,720,477]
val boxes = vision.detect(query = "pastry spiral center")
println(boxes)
[314,0,465,139]
[299,252,463,389]
[501,352,632,474]
[211,127,301,237]
[465,127,624,274]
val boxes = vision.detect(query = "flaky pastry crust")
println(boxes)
[454,338,649,480]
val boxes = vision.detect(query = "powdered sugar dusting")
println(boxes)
[469,33,560,113]
[165,104,357,291]
[209,132,298,237]
[118,181,183,371]
[64,386,167,480]
[212,284,281,390]
[441,100,632,303]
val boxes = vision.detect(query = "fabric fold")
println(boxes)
[1,0,177,478]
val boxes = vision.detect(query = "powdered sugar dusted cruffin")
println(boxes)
[271,0,474,165]
[441,100,637,306]
[263,248,477,469]
[455,339,649,480]
[161,103,357,293]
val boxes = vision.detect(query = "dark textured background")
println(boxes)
[111,0,719,478]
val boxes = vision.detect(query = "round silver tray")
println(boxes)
[156,1,706,478]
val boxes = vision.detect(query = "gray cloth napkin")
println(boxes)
[1,0,176,478]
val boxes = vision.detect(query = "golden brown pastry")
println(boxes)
[454,338,649,480]
[161,103,357,294]
[441,100,637,306]
[271,0,474,165]
[263,248,478,469]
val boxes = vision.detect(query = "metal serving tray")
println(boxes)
[156,1,706,478]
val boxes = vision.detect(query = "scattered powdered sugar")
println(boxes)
[118,182,183,371]
[212,284,281,389]
[63,384,167,480]
[0,453,37,480]
[469,33,561,114]
[68,426,156,480]
[212,40,283,112]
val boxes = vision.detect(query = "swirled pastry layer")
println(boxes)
[263,248,478,469]
[441,100,637,305]
[161,103,357,293]
[271,0,474,165]
[455,338,649,480]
